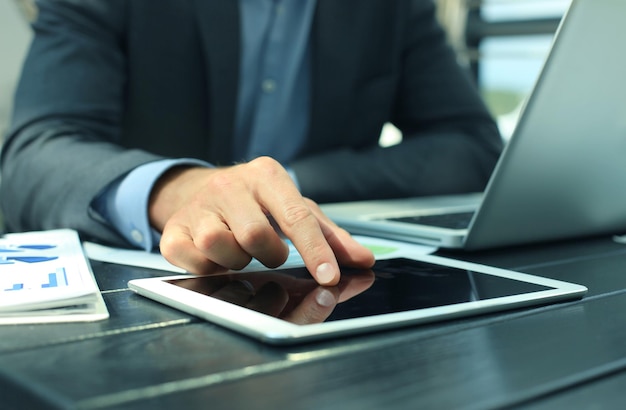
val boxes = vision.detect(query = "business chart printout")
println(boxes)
[0,229,109,323]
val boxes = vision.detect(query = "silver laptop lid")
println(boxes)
[465,0,626,249]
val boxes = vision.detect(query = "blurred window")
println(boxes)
[468,0,570,119]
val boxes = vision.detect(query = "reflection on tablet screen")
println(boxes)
[165,258,553,325]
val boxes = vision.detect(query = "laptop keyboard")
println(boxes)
[386,211,475,230]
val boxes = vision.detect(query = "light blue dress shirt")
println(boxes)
[92,0,316,250]
[234,0,314,162]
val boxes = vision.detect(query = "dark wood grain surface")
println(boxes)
[2,235,626,409]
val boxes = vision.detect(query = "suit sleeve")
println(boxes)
[0,0,162,245]
[291,0,503,203]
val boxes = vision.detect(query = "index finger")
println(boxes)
[269,196,341,286]
[251,160,340,286]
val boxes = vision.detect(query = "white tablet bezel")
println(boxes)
[127,254,587,345]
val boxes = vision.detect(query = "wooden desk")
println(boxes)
[3,235,626,409]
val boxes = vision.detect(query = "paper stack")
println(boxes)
[0,229,109,324]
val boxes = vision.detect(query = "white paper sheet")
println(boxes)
[83,235,437,273]
[0,229,109,324]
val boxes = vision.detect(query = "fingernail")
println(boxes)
[315,287,336,307]
[316,262,336,285]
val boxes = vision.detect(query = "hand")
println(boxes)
[148,156,375,285]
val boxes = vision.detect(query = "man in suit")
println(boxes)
[0,0,502,285]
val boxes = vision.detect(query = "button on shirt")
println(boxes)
[234,0,314,162]
[92,0,317,250]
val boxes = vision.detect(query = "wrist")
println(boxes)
[148,166,216,231]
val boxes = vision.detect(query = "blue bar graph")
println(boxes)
[41,273,57,288]
[4,283,24,291]
[41,268,68,288]
[3,267,68,292]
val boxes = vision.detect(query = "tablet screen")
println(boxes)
[164,258,553,325]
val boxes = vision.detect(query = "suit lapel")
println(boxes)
[193,0,240,164]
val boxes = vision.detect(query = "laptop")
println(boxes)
[322,0,626,250]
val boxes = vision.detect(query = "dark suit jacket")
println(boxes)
[0,0,502,246]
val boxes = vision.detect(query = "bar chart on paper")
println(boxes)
[0,242,68,293]
[0,229,109,323]
[3,267,69,292]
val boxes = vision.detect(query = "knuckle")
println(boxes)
[237,221,269,249]
[158,227,185,263]
[192,227,225,253]
[248,156,284,178]
[158,235,177,262]
[251,155,280,168]
[281,202,314,231]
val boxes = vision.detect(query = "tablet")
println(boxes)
[127,254,587,345]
